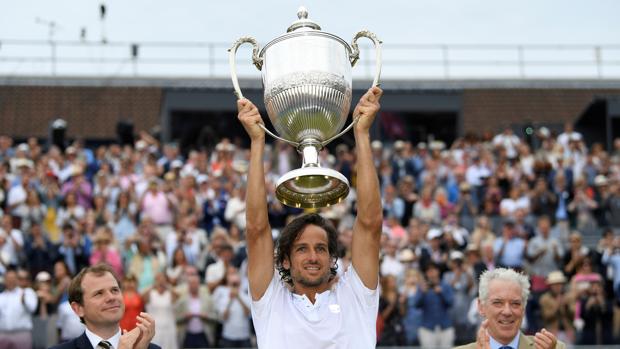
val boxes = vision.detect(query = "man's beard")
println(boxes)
[292,267,331,288]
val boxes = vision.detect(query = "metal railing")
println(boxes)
[1,39,620,79]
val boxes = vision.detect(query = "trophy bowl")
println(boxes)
[229,7,381,208]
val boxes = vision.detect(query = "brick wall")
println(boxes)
[0,86,163,139]
[462,88,620,134]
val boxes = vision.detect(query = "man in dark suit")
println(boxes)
[49,263,160,349]
[454,268,565,349]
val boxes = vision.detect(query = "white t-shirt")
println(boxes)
[251,267,379,349]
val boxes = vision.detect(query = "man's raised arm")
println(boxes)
[351,87,383,289]
[237,99,274,301]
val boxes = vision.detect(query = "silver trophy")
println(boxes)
[229,6,381,208]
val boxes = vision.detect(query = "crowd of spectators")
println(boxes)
[0,120,620,348]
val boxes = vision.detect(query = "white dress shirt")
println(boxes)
[85,327,121,349]
[0,286,37,331]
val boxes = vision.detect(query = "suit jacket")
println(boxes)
[453,332,566,349]
[48,332,162,349]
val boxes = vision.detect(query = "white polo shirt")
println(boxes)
[251,266,379,349]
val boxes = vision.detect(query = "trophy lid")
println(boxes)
[287,6,321,32]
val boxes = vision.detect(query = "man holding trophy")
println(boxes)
[231,7,383,347]
[238,85,383,348]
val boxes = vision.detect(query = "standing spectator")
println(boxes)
[563,231,590,279]
[397,176,418,227]
[51,260,72,306]
[205,243,235,292]
[377,274,405,346]
[21,188,46,232]
[55,192,86,228]
[112,190,138,245]
[493,220,527,270]
[143,272,179,349]
[402,219,431,271]
[6,165,32,223]
[443,251,475,345]
[530,177,558,223]
[568,180,598,235]
[575,276,613,344]
[455,183,478,232]
[493,128,521,160]
[56,295,84,344]
[167,247,190,286]
[402,268,423,346]
[383,184,405,223]
[32,271,56,348]
[0,215,25,271]
[601,236,620,303]
[469,216,495,251]
[127,237,163,292]
[224,186,247,231]
[89,227,123,278]
[539,271,574,344]
[602,181,620,228]
[60,167,93,210]
[177,269,217,347]
[120,274,144,333]
[557,122,583,153]
[527,216,564,293]
[25,223,57,277]
[140,179,176,241]
[465,156,491,208]
[380,238,405,279]
[0,268,38,348]
[412,263,455,348]
[56,223,89,276]
[414,187,441,225]
[213,269,251,348]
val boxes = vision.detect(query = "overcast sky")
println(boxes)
[1,0,619,78]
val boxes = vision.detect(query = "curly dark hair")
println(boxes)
[275,213,339,286]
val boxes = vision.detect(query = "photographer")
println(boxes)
[411,262,454,348]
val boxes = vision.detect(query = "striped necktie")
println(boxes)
[97,340,112,349]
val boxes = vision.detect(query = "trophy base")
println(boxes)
[275,167,350,209]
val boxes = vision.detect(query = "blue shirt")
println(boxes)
[490,331,520,349]
[410,281,454,329]
[494,237,526,268]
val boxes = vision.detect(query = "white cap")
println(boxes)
[171,159,183,168]
[427,228,443,240]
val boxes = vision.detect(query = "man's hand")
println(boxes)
[476,319,491,349]
[534,328,558,349]
[132,312,156,349]
[237,99,265,141]
[353,86,382,133]
[119,327,142,349]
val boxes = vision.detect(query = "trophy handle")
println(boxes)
[229,37,299,147]
[350,30,382,88]
[228,36,263,99]
[321,30,382,147]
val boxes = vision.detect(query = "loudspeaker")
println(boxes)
[49,118,67,151]
[116,120,135,146]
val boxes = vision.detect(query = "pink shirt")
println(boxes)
[90,248,123,277]
[141,191,173,225]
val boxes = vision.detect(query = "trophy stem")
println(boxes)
[300,140,321,168]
